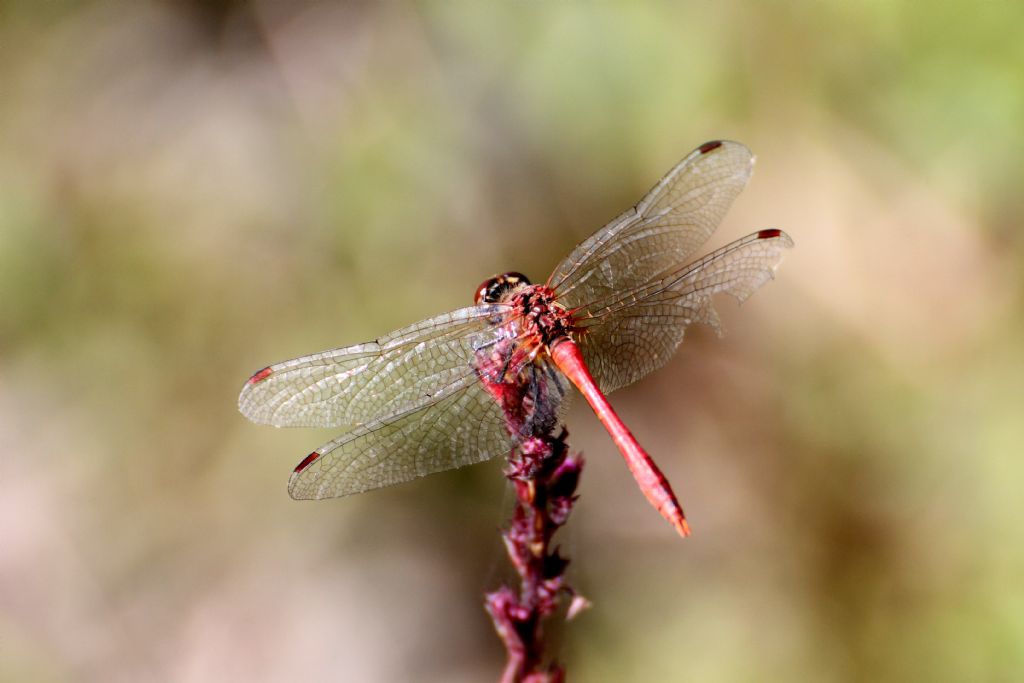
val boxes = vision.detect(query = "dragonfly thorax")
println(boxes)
[511,285,573,350]
[475,274,572,348]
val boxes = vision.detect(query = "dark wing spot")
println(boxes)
[757,228,783,239]
[698,140,723,154]
[294,451,321,474]
[248,366,273,384]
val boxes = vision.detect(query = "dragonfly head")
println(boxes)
[474,271,532,305]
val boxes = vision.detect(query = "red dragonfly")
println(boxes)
[239,140,792,537]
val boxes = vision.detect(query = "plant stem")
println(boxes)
[485,427,584,682]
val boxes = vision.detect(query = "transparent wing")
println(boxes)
[571,230,794,393]
[238,305,506,429]
[288,361,570,498]
[548,140,755,304]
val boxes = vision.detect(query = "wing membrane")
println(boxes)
[549,140,754,306]
[288,360,571,498]
[287,374,512,498]
[238,305,506,429]
[573,230,794,393]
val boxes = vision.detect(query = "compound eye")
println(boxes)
[474,277,498,305]
[473,271,532,304]
[501,272,530,288]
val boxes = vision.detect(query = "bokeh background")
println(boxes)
[2,1,1022,681]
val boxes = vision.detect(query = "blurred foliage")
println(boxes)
[2,1,1022,681]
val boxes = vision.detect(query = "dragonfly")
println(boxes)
[239,140,793,537]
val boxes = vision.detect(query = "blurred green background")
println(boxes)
[2,1,1022,681]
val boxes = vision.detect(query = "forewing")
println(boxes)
[549,140,755,307]
[239,305,505,429]
[573,230,794,393]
